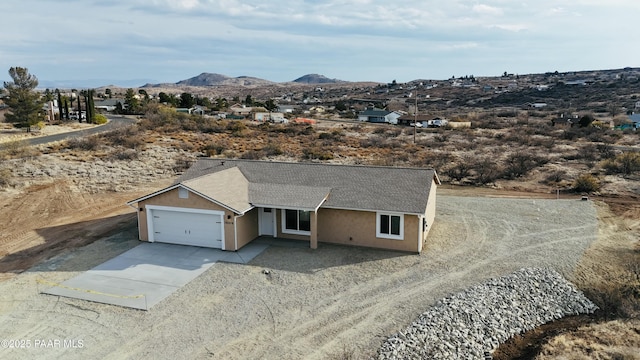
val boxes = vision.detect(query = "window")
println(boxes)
[178,187,189,199]
[282,209,311,235]
[377,212,404,240]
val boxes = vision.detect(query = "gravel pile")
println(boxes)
[376,268,598,360]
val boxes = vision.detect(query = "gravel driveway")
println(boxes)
[0,195,598,359]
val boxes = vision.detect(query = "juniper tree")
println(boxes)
[3,67,45,132]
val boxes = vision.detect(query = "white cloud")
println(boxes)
[472,4,504,16]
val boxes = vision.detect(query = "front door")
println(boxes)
[259,207,276,236]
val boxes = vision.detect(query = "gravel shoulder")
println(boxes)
[0,194,598,359]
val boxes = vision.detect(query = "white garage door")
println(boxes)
[148,207,224,249]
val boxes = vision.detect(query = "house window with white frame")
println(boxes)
[282,209,311,235]
[376,212,404,240]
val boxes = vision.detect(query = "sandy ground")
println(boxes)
[0,123,98,144]
[0,189,601,359]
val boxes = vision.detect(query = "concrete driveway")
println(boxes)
[42,242,268,310]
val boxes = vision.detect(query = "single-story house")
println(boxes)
[127,159,440,253]
[358,108,402,124]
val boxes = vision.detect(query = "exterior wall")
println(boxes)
[137,188,237,250]
[274,208,421,252]
[317,208,420,252]
[423,178,438,243]
[236,208,259,250]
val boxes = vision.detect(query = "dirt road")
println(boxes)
[0,187,600,359]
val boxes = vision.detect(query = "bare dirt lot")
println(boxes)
[0,188,604,359]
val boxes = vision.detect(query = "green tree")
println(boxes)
[244,94,253,106]
[265,98,278,112]
[124,88,140,114]
[56,89,65,120]
[180,92,195,108]
[3,67,45,131]
[105,88,112,98]
[579,114,595,128]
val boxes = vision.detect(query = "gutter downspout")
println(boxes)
[234,215,239,251]
[418,215,424,254]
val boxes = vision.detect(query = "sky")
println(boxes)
[1,0,639,88]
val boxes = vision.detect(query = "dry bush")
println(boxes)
[240,150,265,160]
[602,152,640,176]
[543,170,567,185]
[202,141,228,156]
[502,152,549,179]
[110,148,138,161]
[302,147,333,160]
[66,136,101,151]
[0,167,13,187]
[0,140,40,159]
[262,142,283,156]
[100,127,144,149]
[572,173,600,193]
[472,156,502,185]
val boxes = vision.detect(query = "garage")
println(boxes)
[147,206,224,249]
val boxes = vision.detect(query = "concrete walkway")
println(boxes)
[42,242,268,310]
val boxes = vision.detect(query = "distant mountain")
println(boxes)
[36,78,157,89]
[292,74,345,84]
[169,72,274,87]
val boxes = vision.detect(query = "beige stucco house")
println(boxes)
[127,159,440,253]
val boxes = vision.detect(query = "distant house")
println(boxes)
[95,99,124,112]
[229,104,253,116]
[278,105,297,113]
[551,113,579,127]
[176,106,206,115]
[253,112,287,123]
[530,103,548,108]
[358,108,402,124]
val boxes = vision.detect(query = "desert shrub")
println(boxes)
[502,152,549,179]
[0,140,40,159]
[472,157,502,185]
[572,173,600,193]
[0,167,13,187]
[111,148,138,161]
[262,142,283,156]
[372,127,387,135]
[318,132,336,140]
[240,150,264,160]
[543,170,566,185]
[202,142,226,156]
[66,136,100,151]
[177,141,195,152]
[359,135,385,148]
[597,144,616,159]
[601,152,640,175]
[100,127,143,149]
[199,118,226,133]
[302,147,333,160]
[93,114,108,125]
[444,159,472,181]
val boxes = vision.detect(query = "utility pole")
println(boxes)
[414,93,418,143]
